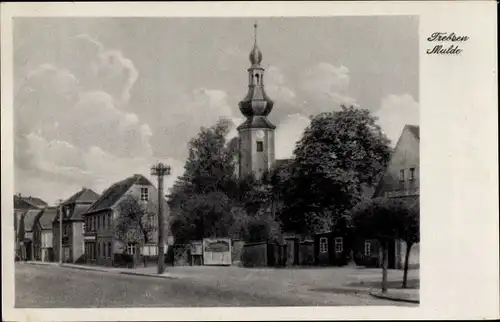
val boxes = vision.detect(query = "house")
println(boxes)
[356,124,420,269]
[52,188,100,263]
[18,208,44,261]
[82,174,170,267]
[14,193,47,210]
[14,194,47,259]
[33,207,58,262]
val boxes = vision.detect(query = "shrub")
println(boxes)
[113,253,135,268]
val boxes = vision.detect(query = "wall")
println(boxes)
[299,241,315,265]
[241,242,268,267]
[42,230,53,248]
[376,127,420,198]
[398,241,420,269]
[72,221,85,262]
[231,240,245,265]
[238,128,275,179]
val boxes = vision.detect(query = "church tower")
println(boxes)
[238,23,276,180]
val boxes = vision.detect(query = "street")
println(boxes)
[15,263,412,307]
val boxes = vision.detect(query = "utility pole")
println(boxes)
[150,162,171,275]
[57,199,64,265]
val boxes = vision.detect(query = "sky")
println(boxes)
[13,16,419,205]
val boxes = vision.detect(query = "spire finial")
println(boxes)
[254,21,258,45]
[249,21,263,65]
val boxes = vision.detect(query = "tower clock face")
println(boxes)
[256,130,265,139]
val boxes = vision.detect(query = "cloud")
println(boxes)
[58,91,153,158]
[61,34,138,104]
[299,62,357,114]
[15,132,184,205]
[275,114,311,159]
[151,87,236,160]
[375,93,419,146]
[15,34,153,202]
[15,64,79,135]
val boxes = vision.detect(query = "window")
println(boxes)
[63,224,68,236]
[141,188,149,201]
[107,213,112,227]
[82,222,86,233]
[256,141,264,152]
[108,242,112,259]
[127,243,136,256]
[364,240,371,256]
[399,169,405,181]
[334,237,343,253]
[319,237,328,253]
[409,168,416,181]
[97,242,100,258]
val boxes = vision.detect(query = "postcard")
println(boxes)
[1,1,498,321]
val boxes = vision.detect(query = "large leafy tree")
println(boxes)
[280,106,391,235]
[352,197,416,293]
[168,119,241,243]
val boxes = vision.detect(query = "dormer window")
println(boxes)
[140,188,149,201]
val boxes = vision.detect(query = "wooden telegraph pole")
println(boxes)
[150,162,171,274]
[57,199,64,265]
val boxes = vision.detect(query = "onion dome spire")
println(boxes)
[249,22,263,66]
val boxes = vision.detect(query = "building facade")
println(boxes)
[14,194,47,259]
[53,188,100,263]
[33,207,58,262]
[237,24,276,180]
[358,124,420,269]
[18,208,44,261]
[82,174,170,267]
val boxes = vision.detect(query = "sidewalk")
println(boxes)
[24,261,178,279]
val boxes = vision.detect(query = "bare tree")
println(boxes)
[114,195,154,267]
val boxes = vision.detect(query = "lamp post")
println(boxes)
[57,199,64,265]
[151,162,171,275]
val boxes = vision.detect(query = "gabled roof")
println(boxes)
[23,209,44,232]
[62,188,100,206]
[405,124,420,140]
[14,195,47,209]
[84,174,154,215]
[37,207,58,229]
[372,124,420,198]
[72,204,93,220]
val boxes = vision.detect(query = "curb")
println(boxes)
[60,264,111,273]
[369,290,420,304]
[26,261,178,280]
[119,271,177,280]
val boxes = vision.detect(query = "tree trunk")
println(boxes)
[382,241,388,293]
[402,242,413,288]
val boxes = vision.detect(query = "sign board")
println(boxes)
[203,238,231,266]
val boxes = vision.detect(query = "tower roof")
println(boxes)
[249,22,263,66]
[238,22,275,129]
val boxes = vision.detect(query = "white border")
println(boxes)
[2,1,498,321]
